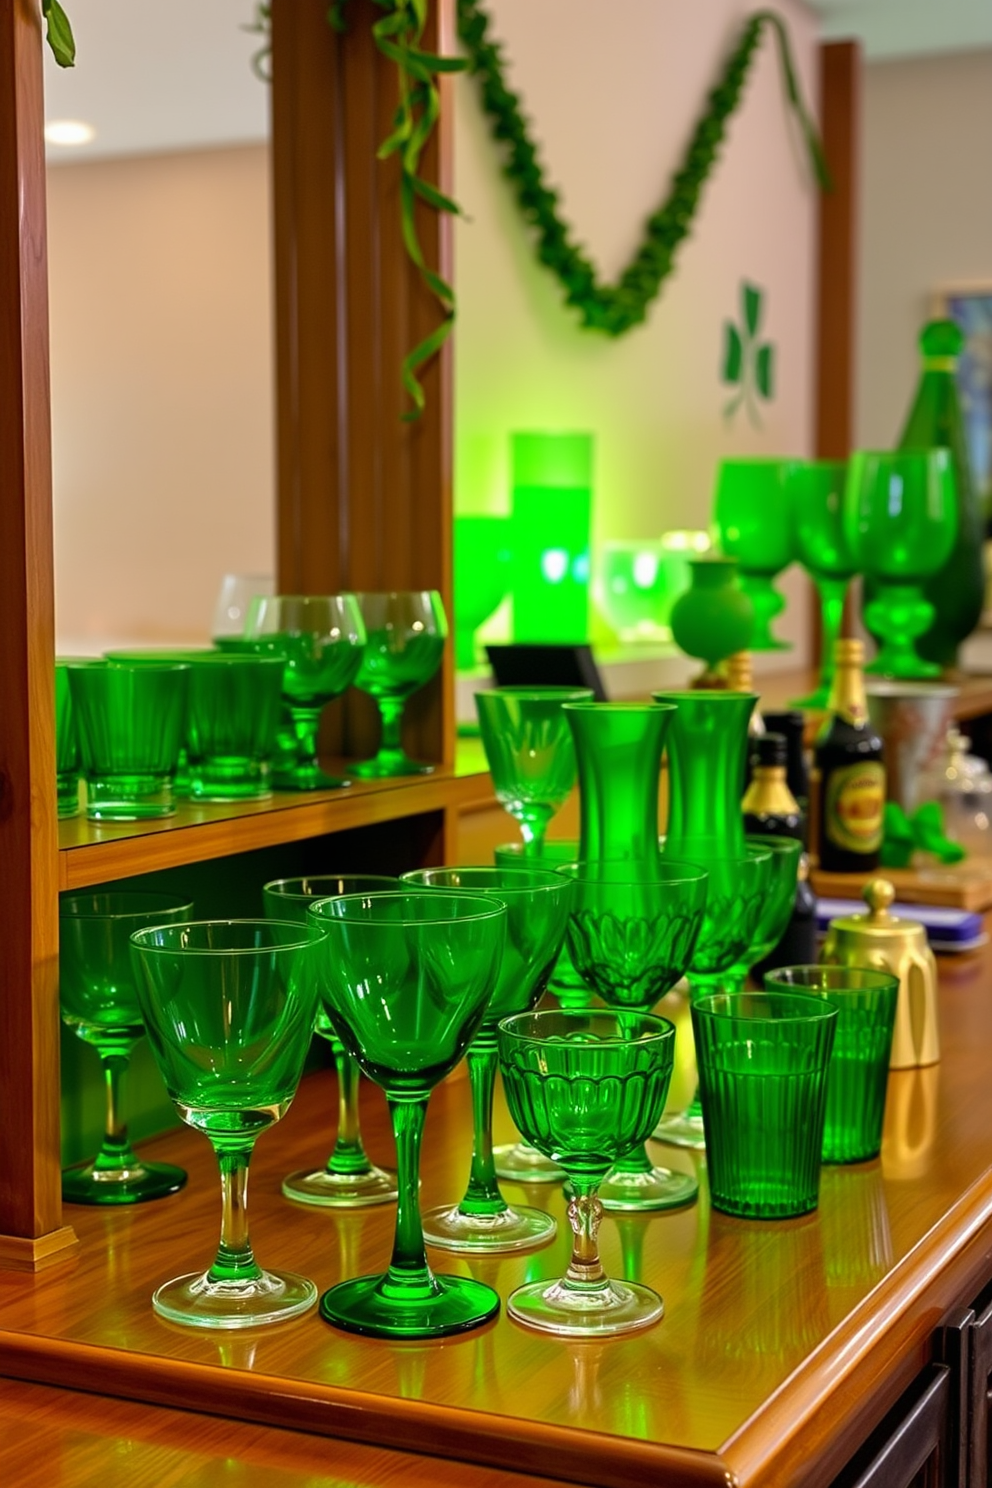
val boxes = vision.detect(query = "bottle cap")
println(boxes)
[752,732,788,769]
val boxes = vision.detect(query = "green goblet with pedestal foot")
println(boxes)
[401,865,571,1253]
[499,1009,676,1337]
[476,686,594,854]
[714,458,797,651]
[262,875,400,1207]
[309,890,506,1338]
[789,460,857,709]
[351,590,448,778]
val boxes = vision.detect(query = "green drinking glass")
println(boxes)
[845,449,958,679]
[262,874,400,1207]
[55,660,81,818]
[560,861,707,1212]
[764,966,899,1164]
[714,458,797,651]
[60,891,193,1205]
[788,460,857,708]
[476,686,594,852]
[498,1009,675,1336]
[245,594,366,790]
[351,590,448,778]
[309,890,506,1338]
[401,866,571,1252]
[67,660,189,819]
[129,919,321,1328]
[692,989,837,1219]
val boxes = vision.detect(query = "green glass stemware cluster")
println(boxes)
[476,685,593,852]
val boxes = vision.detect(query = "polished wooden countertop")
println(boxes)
[3,945,992,1488]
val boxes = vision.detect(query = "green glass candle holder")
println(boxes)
[130,919,321,1328]
[454,515,512,670]
[402,865,571,1252]
[692,989,837,1219]
[764,966,899,1164]
[262,874,401,1207]
[351,590,448,777]
[55,660,81,818]
[309,891,506,1339]
[498,1009,675,1337]
[67,660,189,820]
[511,432,593,644]
[60,891,193,1205]
[563,701,674,867]
[714,458,797,650]
[789,460,857,709]
[476,686,593,853]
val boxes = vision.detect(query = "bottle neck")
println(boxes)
[742,764,799,819]
[825,657,868,728]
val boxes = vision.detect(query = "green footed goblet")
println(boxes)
[714,458,797,651]
[561,861,707,1211]
[788,460,857,709]
[351,590,448,777]
[309,890,506,1338]
[129,920,321,1328]
[401,866,571,1252]
[60,891,193,1205]
[499,1009,675,1337]
[262,875,400,1207]
[476,686,594,854]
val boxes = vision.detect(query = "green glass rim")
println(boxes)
[60,890,194,922]
[476,686,595,701]
[106,650,284,670]
[499,1007,676,1047]
[65,658,190,674]
[129,918,314,956]
[262,874,400,901]
[562,700,675,714]
[693,988,840,1026]
[400,865,569,898]
[652,689,759,705]
[307,889,507,928]
[555,858,708,888]
[354,587,440,602]
[764,965,900,995]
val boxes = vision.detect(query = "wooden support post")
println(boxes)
[816,39,861,461]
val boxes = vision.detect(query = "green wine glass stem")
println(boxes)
[328,1048,371,1177]
[459,1035,508,1219]
[379,697,406,755]
[289,704,322,763]
[380,1096,438,1301]
[208,1141,263,1285]
[93,1050,140,1175]
[816,576,849,691]
[518,814,551,853]
[564,1182,608,1292]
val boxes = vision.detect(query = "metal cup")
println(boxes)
[866,681,958,812]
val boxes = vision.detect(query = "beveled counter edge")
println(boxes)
[0,1330,738,1488]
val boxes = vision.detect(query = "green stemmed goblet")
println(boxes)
[309,890,506,1338]
[714,458,797,651]
[401,866,571,1252]
[60,891,193,1205]
[725,836,802,992]
[476,686,594,853]
[245,594,366,790]
[846,449,958,679]
[561,861,707,1211]
[129,920,321,1328]
[262,874,400,1207]
[498,1009,676,1337]
[351,590,448,778]
[788,460,857,709]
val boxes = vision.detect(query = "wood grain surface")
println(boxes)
[2,945,992,1486]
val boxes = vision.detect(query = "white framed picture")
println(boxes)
[935,282,992,514]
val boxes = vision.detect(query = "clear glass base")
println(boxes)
[507,1275,664,1338]
[422,1201,557,1254]
[281,1163,398,1208]
[493,1141,565,1184]
[652,1111,706,1151]
[598,1165,698,1213]
[62,1159,187,1206]
[350,752,435,779]
[320,1271,500,1339]
[153,1267,317,1329]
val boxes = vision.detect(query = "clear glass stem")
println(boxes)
[816,576,849,689]
[459,1033,507,1218]
[563,1180,608,1291]
[208,1140,262,1284]
[379,1096,439,1301]
[92,1050,140,1174]
[288,703,323,765]
[327,1047,371,1176]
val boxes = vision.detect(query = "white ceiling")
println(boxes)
[43,0,992,163]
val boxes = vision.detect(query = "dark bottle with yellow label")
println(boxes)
[812,638,885,872]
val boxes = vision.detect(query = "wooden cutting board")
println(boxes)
[811,857,992,911]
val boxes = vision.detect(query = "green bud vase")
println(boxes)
[652,690,757,862]
[563,702,675,867]
[669,558,755,683]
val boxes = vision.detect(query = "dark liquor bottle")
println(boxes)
[812,638,885,873]
[762,709,810,822]
[744,733,817,976]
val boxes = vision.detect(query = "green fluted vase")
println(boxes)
[563,702,674,867]
[654,690,756,861]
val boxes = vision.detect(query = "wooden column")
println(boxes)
[0,0,76,1268]
[815,40,861,460]
[270,0,454,768]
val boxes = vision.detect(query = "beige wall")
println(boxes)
[48,143,274,649]
[856,47,992,448]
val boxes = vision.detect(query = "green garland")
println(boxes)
[457,2,829,335]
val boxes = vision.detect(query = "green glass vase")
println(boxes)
[653,690,756,860]
[563,701,674,866]
[669,557,755,683]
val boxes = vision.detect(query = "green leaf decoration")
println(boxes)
[723,323,744,384]
[743,282,763,337]
[42,0,75,68]
[755,343,774,399]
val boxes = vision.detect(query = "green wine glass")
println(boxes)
[401,866,571,1252]
[846,449,958,679]
[560,861,707,1211]
[788,460,857,709]
[245,594,366,790]
[498,1009,676,1337]
[262,874,400,1207]
[714,458,797,650]
[351,590,448,778]
[129,919,321,1328]
[477,686,594,854]
[60,891,193,1205]
[309,890,506,1338]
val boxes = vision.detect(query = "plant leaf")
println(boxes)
[722,322,743,384]
[755,343,775,400]
[42,0,75,68]
[743,282,762,337]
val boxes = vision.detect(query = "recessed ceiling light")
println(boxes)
[45,120,95,147]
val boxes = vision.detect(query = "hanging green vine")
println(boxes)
[42,0,75,67]
[456,2,829,336]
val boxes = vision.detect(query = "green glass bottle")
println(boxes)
[899,319,984,669]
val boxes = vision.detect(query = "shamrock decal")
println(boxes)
[722,281,775,426]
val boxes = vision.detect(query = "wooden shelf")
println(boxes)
[758,668,992,724]
[3,945,992,1486]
